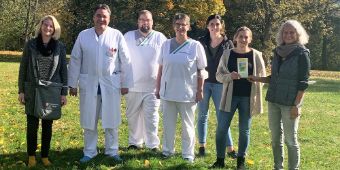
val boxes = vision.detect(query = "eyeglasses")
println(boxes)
[174,23,188,28]
[138,19,152,23]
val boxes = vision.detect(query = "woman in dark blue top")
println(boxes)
[197,14,236,158]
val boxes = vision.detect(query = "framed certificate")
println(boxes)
[237,58,248,78]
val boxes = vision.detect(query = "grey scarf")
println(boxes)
[275,43,301,58]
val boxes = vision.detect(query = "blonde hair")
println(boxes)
[276,20,309,45]
[35,15,61,40]
[233,26,253,45]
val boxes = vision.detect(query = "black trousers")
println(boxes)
[26,115,53,157]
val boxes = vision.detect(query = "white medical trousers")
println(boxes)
[125,92,160,148]
[161,100,196,160]
[83,95,119,158]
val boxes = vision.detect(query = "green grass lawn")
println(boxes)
[0,56,339,169]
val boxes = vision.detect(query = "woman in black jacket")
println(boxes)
[196,14,236,157]
[18,15,67,167]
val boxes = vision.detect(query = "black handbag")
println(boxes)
[31,53,62,120]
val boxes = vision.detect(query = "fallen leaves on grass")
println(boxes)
[311,70,340,79]
[0,51,22,55]
[144,159,150,168]
[247,159,255,165]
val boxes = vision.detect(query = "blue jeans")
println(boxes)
[268,102,300,170]
[216,96,251,158]
[197,82,233,146]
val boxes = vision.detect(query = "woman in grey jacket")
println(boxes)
[249,20,311,170]
[18,15,67,167]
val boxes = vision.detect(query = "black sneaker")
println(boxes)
[227,150,237,159]
[161,153,171,159]
[183,158,194,164]
[209,157,225,169]
[151,147,159,152]
[209,161,225,169]
[127,145,140,150]
[237,156,246,170]
[198,147,205,156]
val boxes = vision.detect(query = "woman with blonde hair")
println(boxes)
[212,26,266,169]
[249,20,311,170]
[18,15,67,167]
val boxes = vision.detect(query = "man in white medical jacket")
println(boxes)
[68,4,133,163]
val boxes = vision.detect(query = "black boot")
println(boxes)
[198,147,205,156]
[210,157,225,169]
[237,156,245,170]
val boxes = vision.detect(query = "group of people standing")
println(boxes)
[18,3,311,170]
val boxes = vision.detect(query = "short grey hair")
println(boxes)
[172,13,190,25]
[138,10,152,19]
[94,4,111,15]
[276,20,309,45]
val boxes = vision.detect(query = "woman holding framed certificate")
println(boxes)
[211,26,266,169]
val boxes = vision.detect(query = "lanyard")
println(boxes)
[172,40,189,54]
[139,31,154,46]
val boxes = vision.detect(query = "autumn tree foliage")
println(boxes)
[0,0,339,70]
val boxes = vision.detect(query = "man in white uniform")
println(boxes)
[124,10,167,151]
[68,4,133,163]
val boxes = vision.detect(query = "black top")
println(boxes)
[228,50,254,97]
[198,35,234,83]
[36,55,54,80]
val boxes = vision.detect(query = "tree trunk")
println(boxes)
[24,0,31,42]
[321,35,328,70]
[29,0,39,36]
[261,1,275,65]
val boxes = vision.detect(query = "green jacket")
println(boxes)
[265,46,311,106]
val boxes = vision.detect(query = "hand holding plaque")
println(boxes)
[237,58,248,78]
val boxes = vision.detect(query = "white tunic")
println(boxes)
[158,39,207,102]
[124,30,167,92]
[68,27,133,130]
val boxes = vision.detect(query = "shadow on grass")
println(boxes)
[0,147,206,169]
[0,55,21,63]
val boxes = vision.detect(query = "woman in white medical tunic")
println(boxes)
[156,13,207,163]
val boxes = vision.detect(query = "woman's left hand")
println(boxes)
[196,91,203,103]
[61,95,67,106]
[290,106,301,119]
